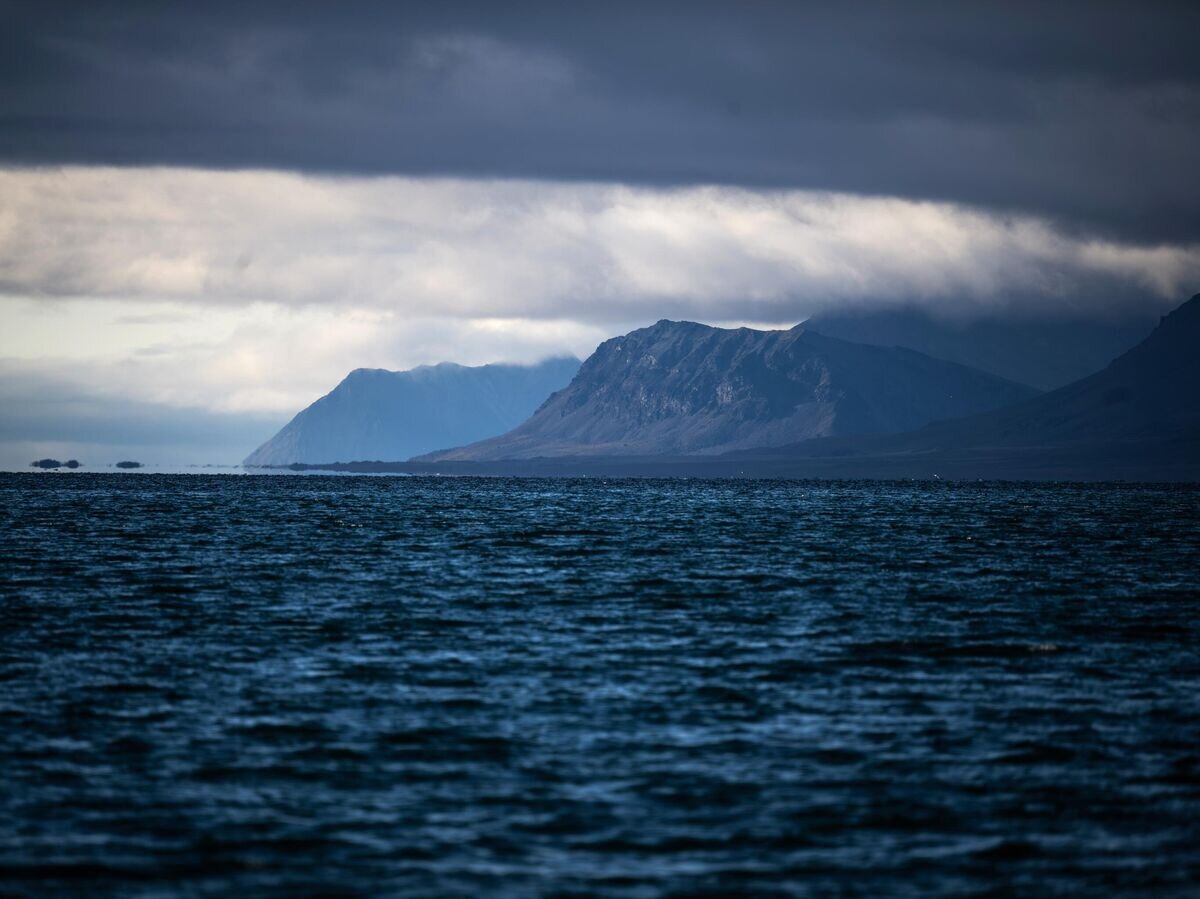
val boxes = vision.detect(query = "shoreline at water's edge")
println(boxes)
[5,470,1200,488]
[244,441,1200,483]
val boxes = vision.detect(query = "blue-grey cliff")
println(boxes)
[244,357,580,466]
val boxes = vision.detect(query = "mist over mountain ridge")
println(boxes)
[805,306,1158,390]
[761,292,1200,461]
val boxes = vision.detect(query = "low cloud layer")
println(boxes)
[3,167,1196,326]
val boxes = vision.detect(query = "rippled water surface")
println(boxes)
[2,473,1199,897]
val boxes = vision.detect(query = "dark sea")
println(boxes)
[2,473,1199,898]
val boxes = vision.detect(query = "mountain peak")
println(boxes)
[420,322,1037,461]
[1160,292,1200,327]
[1110,290,1200,371]
[645,318,711,333]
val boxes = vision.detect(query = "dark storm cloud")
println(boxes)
[1,0,1198,241]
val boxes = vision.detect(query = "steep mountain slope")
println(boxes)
[805,306,1157,390]
[420,321,1038,461]
[725,293,1200,477]
[243,357,580,466]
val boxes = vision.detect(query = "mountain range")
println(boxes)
[243,358,580,466]
[249,293,1198,480]
[381,293,1194,480]
[419,321,1038,461]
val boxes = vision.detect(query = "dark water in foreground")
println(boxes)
[2,474,1199,897]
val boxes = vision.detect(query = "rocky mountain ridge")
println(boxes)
[420,321,1038,461]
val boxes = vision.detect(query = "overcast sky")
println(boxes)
[1,1,1198,467]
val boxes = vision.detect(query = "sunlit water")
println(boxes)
[2,473,1199,897]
